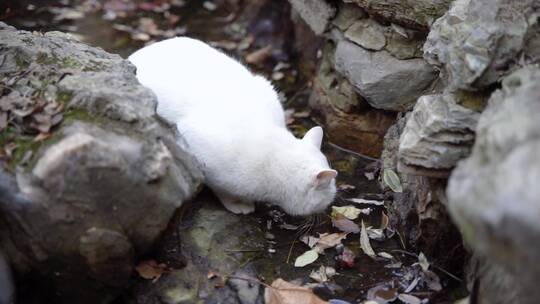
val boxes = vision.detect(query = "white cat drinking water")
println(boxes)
[129,37,337,216]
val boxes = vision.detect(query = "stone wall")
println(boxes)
[289,0,540,303]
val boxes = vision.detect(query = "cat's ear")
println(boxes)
[303,126,323,149]
[315,169,337,188]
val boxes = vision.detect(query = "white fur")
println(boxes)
[129,37,336,216]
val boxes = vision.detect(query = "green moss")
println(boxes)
[61,57,82,69]
[14,53,30,68]
[82,60,106,72]
[0,127,42,171]
[57,90,73,104]
[64,108,102,124]
[35,52,83,69]
[332,158,359,176]
[21,36,35,45]
[455,90,488,112]
[36,52,55,65]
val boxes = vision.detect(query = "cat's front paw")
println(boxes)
[219,196,255,215]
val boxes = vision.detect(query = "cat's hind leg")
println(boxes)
[215,192,255,214]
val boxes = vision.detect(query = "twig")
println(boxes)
[225,249,265,253]
[327,141,380,162]
[286,238,296,264]
[390,249,463,282]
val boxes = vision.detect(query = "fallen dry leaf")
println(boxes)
[383,169,403,193]
[347,198,384,206]
[398,293,422,304]
[377,252,393,259]
[264,278,328,304]
[366,285,398,303]
[337,184,355,191]
[203,1,218,11]
[404,276,420,293]
[315,232,348,251]
[423,269,442,291]
[135,260,169,282]
[454,296,470,304]
[272,71,285,81]
[309,265,336,283]
[300,235,320,248]
[332,205,368,220]
[366,227,385,240]
[294,249,319,267]
[418,252,429,271]
[380,212,389,229]
[360,220,376,257]
[245,45,272,65]
[332,213,360,234]
[364,172,375,180]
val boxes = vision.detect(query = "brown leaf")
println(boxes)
[315,232,348,251]
[166,14,181,25]
[367,285,398,303]
[332,213,360,233]
[34,133,51,142]
[337,184,355,191]
[32,113,52,133]
[4,143,17,158]
[264,278,328,304]
[380,212,389,230]
[211,40,238,51]
[245,45,272,65]
[423,269,442,291]
[135,260,169,282]
[398,293,422,304]
[360,220,376,257]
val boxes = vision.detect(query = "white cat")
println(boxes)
[129,37,337,216]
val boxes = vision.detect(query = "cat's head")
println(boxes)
[278,126,337,216]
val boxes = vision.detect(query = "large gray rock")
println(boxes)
[424,0,540,91]
[334,40,437,111]
[398,93,480,177]
[344,0,452,31]
[134,193,267,304]
[380,115,463,261]
[310,43,396,157]
[447,66,540,304]
[288,0,336,35]
[0,23,202,303]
